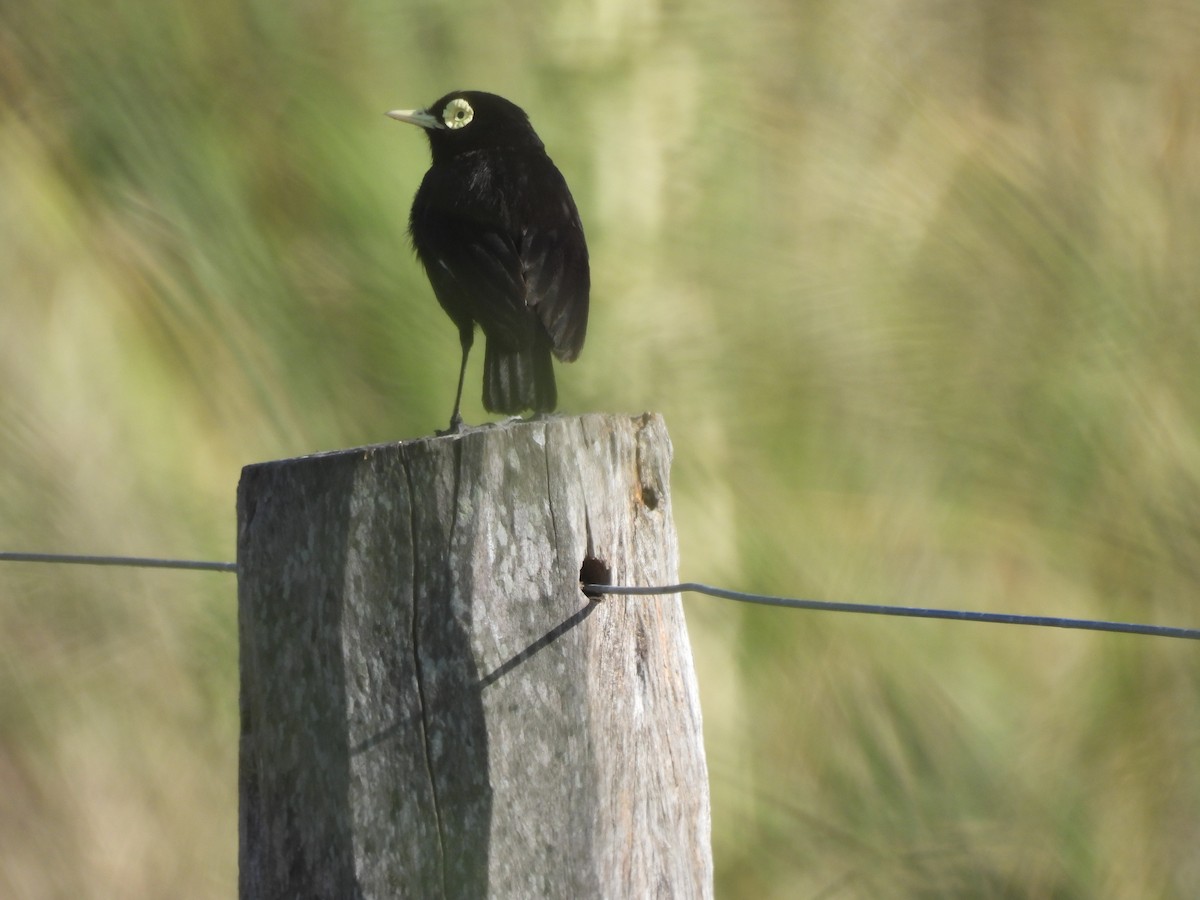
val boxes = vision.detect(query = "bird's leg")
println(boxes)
[442,325,473,435]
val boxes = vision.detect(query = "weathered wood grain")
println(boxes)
[238,413,711,899]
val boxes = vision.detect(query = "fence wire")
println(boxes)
[3,551,1198,641]
[0,552,237,573]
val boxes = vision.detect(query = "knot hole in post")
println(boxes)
[640,483,659,511]
[580,555,612,602]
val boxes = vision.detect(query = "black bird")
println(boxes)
[388,91,590,433]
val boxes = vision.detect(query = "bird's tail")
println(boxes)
[482,340,557,415]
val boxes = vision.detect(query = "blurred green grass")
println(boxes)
[3,0,1200,896]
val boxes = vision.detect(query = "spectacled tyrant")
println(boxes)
[388,91,590,433]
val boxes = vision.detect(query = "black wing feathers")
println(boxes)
[410,150,588,359]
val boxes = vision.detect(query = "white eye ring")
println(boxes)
[443,98,474,129]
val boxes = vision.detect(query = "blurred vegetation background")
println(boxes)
[3,0,1200,896]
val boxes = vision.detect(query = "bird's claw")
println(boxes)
[437,413,468,436]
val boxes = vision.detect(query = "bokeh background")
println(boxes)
[3,0,1200,896]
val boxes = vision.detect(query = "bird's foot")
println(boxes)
[437,412,468,437]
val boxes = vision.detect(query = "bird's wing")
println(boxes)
[411,152,589,358]
[411,162,539,348]
[519,202,589,362]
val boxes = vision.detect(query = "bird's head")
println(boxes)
[387,91,545,161]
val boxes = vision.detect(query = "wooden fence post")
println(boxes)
[237,412,712,898]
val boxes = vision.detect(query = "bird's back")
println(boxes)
[410,147,589,362]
